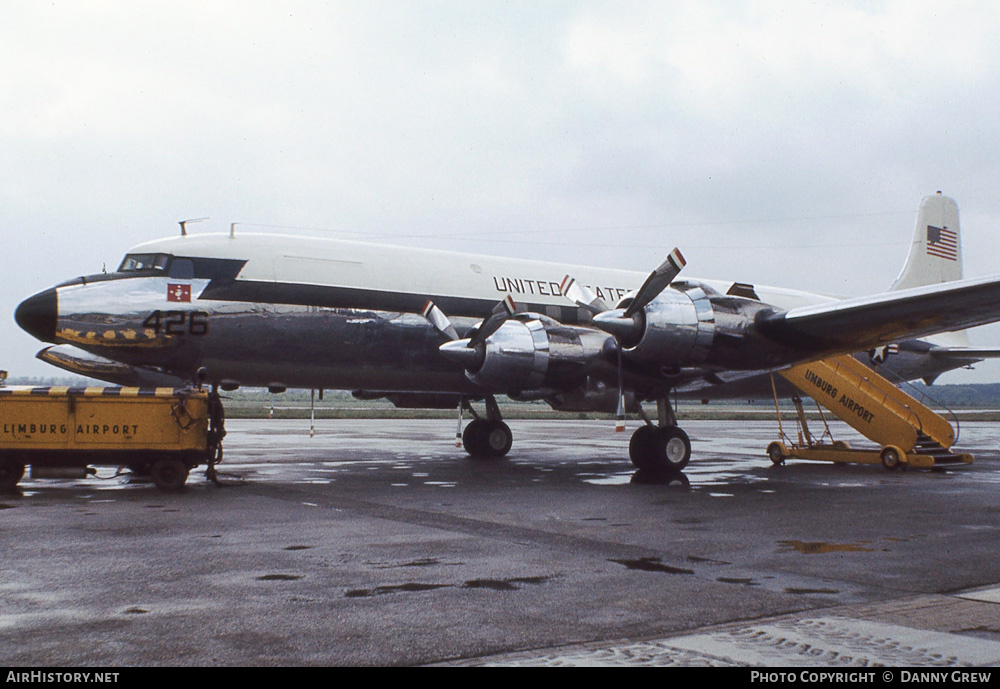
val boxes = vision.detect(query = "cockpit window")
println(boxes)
[118,253,171,272]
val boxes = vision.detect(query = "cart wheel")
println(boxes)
[880,445,905,471]
[150,458,189,491]
[767,442,786,466]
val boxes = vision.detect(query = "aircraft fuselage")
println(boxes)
[15,233,971,399]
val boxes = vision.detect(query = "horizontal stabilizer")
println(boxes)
[929,346,1000,359]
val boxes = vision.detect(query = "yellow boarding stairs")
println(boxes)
[767,354,973,470]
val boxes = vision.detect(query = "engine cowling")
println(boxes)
[614,285,716,366]
[441,315,610,392]
[593,283,781,371]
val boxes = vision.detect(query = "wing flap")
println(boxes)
[758,274,1000,356]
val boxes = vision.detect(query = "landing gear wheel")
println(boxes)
[0,458,25,492]
[628,425,661,472]
[767,442,787,466]
[483,420,513,458]
[880,445,905,471]
[150,458,189,491]
[660,426,691,473]
[629,425,690,473]
[462,419,487,456]
[463,419,512,458]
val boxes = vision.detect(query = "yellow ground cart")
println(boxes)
[0,384,224,492]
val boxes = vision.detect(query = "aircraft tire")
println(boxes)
[150,458,190,491]
[628,425,660,471]
[0,457,25,492]
[659,426,691,473]
[462,419,487,456]
[483,420,513,458]
[630,425,690,473]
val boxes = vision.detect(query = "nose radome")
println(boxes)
[15,288,57,343]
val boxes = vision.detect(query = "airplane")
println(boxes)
[14,192,1000,474]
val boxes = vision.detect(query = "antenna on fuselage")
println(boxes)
[179,217,209,236]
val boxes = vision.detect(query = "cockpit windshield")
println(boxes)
[118,253,171,272]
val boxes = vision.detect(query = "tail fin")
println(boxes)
[890,192,963,291]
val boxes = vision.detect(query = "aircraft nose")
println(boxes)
[15,288,58,343]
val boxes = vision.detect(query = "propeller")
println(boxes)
[560,275,629,431]
[467,295,518,348]
[559,275,609,315]
[589,248,686,341]
[421,300,459,341]
[624,248,686,318]
[561,247,686,432]
[421,296,519,447]
[421,295,519,364]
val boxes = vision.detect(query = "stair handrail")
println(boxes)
[876,365,962,445]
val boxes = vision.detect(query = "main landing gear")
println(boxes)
[461,394,513,459]
[628,398,691,474]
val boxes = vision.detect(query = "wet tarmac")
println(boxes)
[3,418,1000,666]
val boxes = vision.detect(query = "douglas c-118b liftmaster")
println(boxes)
[14,193,1000,475]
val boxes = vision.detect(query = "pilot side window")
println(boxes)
[169,258,194,279]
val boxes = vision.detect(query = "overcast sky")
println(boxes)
[4,0,1000,384]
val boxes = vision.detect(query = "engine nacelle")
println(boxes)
[619,285,716,366]
[461,316,610,392]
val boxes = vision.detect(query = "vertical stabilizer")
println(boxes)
[890,192,962,291]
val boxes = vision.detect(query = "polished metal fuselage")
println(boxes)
[27,233,977,397]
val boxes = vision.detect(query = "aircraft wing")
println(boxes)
[758,274,1000,357]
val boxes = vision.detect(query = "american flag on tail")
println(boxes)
[926,225,958,261]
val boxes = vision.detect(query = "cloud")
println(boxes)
[4,1,1000,382]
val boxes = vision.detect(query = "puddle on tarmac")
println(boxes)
[346,582,448,597]
[345,575,551,598]
[369,558,463,569]
[464,576,550,591]
[609,557,694,575]
[258,574,303,581]
[778,540,874,554]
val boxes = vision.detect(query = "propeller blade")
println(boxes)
[615,345,626,432]
[560,275,609,315]
[422,300,459,341]
[467,295,518,348]
[623,248,686,318]
[493,294,518,318]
